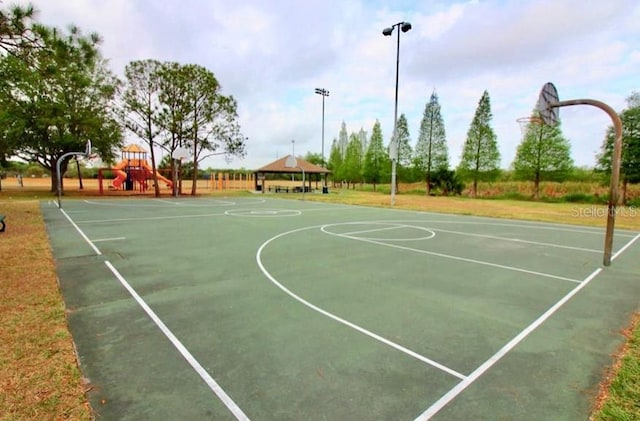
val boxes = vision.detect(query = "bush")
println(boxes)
[562,193,605,204]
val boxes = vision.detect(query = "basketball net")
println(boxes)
[516,116,544,138]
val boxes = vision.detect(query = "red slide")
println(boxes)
[111,161,128,188]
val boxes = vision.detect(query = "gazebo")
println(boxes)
[254,155,331,193]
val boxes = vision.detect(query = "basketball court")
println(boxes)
[41,196,640,420]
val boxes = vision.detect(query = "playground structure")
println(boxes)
[96,144,254,195]
[98,144,173,194]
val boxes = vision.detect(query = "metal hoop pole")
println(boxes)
[551,99,623,266]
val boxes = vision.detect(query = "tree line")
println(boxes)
[0,4,247,194]
[315,90,639,202]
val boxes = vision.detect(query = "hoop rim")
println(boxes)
[516,116,544,125]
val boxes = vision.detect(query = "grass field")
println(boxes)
[0,181,638,420]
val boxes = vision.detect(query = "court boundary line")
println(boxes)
[56,206,250,421]
[414,232,640,420]
[104,261,250,421]
[60,208,102,256]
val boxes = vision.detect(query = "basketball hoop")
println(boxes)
[172,146,191,160]
[536,82,560,125]
[516,116,544,137]
[284,155,297,168]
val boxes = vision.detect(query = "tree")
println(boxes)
[0,3,43,57]
[180,64,245,195]
[122,59,164,196]
[343,133,363,188]
[123,61,246,196]
[0,24,122,192]
[337,121,349,157]
[414,91,448,195]
[0,3,45,190]
[512,114,573,198]
[327,139,343,186]
[363,120,388,191]
[395,113,412,167]
[304,152,323,166]
[458,90,500,197]
[358,127,368,157]
[597,92,640,203]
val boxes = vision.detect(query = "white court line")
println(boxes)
[60,208,102,256]
[336,234,582,284]
[76,212,227,224]
[57,207,249,420]
[104,261,250,421]
[414,268,602,420]
[256,226,467,380]
[612,233,640,260]
[412,218,638,237]
[155,199,180,205]
[431,227,601,253]
[91,237,126,243]
[341,224,413,237]
[414,231,640,420]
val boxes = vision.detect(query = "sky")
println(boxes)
[15,0,640,170]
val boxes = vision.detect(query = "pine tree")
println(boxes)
[512,113,573,199]
[597,92,640,203]
[458,90,500,197]
[414,91,448,195]
[343,133,363,187]
[363,120,389,191]
[337,121,349,157]
[395,113,413,167]
[327,138,343,186]
[358,127,368,156]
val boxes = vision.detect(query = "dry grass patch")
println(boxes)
[300,190,640,231]
[0,200,91,421]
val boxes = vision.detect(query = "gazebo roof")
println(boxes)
[255,155,331,174]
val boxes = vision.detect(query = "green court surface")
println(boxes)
[41,197,640,420]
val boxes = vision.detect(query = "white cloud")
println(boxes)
[14,0,640,170]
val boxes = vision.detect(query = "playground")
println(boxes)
[41,196,640,420]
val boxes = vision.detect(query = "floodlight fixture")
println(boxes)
[314,88,330,193]
[382,21,412,206]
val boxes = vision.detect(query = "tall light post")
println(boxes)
[315,88,329,193]
[291,139,295,181]
[383,21,412,206]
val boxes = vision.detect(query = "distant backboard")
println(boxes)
[536,82,560,125]
[172,146,190,160]
[285,155,298,168]
[389,139,398,161]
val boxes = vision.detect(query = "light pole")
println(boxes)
[315,88,329,193]
[291,139,295,181]
[383,21,412,206]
